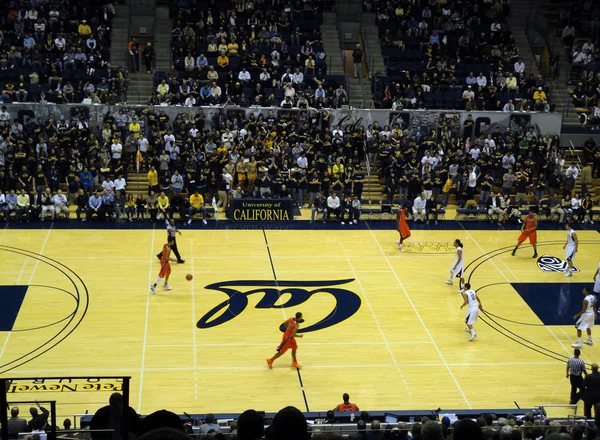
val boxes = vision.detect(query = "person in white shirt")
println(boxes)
[503,100,515,112]
[469,146,480,160]
[297,154,308,169]
[114,175,127,192]
[412,193,427,221]
[446,239,465,290]
[514,58,525,74]
[460,283,482,341]
[476,73,487,87]
[111,140,122,160]
[238,68,251,84]
[467,167,478,199]
[54,34,66,51]
[572,287,595,348]
[291,68,304,86]
[184,96,196,107]
[163,131,175,150]
[0,107,10,126]
[327,193,342,222]
[565,163,579,180]
[102,177,116,193]
[564,223,578,277]
[221,129,233,149]
[171,170,184,193]
[53,189,69,219]
[138,135,149,156]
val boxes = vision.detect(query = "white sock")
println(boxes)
[153,277,163,286]
[470,329,475,336]
[578,337,582,343]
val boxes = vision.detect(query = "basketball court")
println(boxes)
[1,223,599,420]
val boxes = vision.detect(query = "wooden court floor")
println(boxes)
[1,225,599,420]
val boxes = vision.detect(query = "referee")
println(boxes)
[157,219,185,263]
[567,348,587,404]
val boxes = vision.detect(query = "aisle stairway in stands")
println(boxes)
[320,13,345,77]
[512,0,575,126]
[154,7,173,75]
[110,2,130,75]
[360,13,386,77]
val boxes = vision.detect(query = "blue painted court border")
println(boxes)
[5,220,600,232]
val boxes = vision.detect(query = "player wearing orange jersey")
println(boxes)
[150,239,176,294]
[395,204,411,252]
[267,312,304,369]
[511,209,539,258]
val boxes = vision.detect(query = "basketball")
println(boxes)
[186,274,193,281]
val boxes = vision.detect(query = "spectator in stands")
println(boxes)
[90,393,140,440]
[7,407,27,438]
[333,393,359,412]
[267,406,309,440]
[237,410,265,440]
[142,43,154,74]
[549,195,564,223]
[327,192,342,222]
[413,193,426,222]
[199,414,221,436]
[352,45,363,78]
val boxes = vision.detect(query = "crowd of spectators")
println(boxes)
[555,0,600,127]
[0,102,597,225]
[148,0,350,109]
[0,0,126,105]
[7,391,600,440]
[368,0,552,113]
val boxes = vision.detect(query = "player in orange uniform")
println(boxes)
[267,312,304,369]
[150,239,176,294]
[395,204,411,252]
[511,209,539,258]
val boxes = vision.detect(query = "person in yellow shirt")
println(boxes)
[78,20,91,36]
[187,190,207,225]
[129,118,141,139]
[533,87,547,110]
[441,176,453,207]
[157,191,170,220]
[147,166,159,193]
[217,52,229,69]
[227,39,239,56]
[331,158,345,178]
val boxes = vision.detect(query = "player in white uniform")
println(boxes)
[593,261,600,297]
[563,223,578,277]
[460,283,482,341]
[445,239,465,291]
[572,288,596,348]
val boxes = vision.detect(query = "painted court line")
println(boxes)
[191,242,198,401]
[138,226,156,413]
[367,227,472,409]
[0,227,53,364]
[9,360,566,375]
[147,341,433,348]
[460,226,574,361]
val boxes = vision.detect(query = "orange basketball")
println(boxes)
[186,274,193,281]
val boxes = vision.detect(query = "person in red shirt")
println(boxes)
[511,209,539,258]
[333,393,360,412]
[267,312,304,369]
[150,239,175,294]
[396,204,411,252]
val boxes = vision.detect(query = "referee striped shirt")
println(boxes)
[568,357,586,376]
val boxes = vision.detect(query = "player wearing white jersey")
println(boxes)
[563,224,578,277]
[445,239,465,291]
[460,283,482,342]
[572,288,596,348]
[593,261,600,298]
